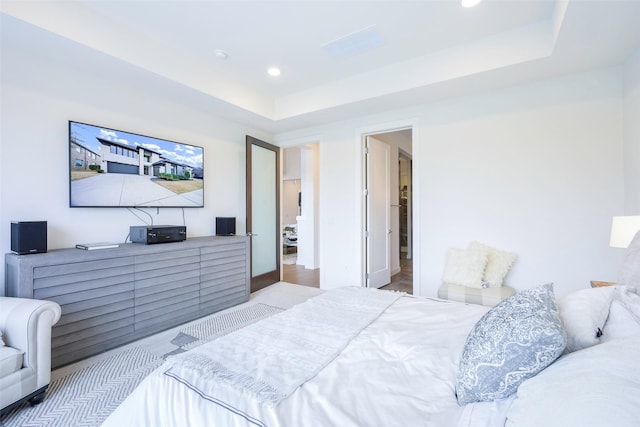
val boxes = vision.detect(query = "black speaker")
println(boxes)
[215,217,236,236]
[11,221,47,255]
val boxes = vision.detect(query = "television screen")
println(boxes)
[69,121,204,208]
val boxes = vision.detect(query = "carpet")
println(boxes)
[0,302,284,427]
[0,347,163,427]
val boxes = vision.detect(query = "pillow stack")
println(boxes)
[557,284,640,352]
[442,241,517,288]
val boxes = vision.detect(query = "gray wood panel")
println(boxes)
[33,257,133,281]
[33,273,134,299]
[56,298,134,327]
[40,283,134,306]
[53,308,134,339]
[5,235,250,368]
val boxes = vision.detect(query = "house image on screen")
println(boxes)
[96,137,194,178]
[70,141,102,171]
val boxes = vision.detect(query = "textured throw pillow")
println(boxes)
[618,231,640,288]
[556,286,617,352]
[442,247,488,288]
[455,283,566,405]
[468,241,517,288]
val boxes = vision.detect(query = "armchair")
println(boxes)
[0,297,61,414]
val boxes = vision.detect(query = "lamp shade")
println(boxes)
[610,216,640,248]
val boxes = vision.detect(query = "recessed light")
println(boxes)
[267,67,281,77]
[461,0,482,7]
[214,49,228,60]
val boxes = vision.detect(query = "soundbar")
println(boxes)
[130,225,186,244]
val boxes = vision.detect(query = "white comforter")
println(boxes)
[103,294,505,427]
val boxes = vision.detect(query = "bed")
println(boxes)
[103,236,640,427]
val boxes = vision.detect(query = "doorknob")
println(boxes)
[246,232,259,237]
[388,229,392,235]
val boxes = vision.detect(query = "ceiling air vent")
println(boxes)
[322,25,384,60]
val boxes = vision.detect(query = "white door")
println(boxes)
[365,136,391,288]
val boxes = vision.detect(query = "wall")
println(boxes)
[282,180,301,226]
[0,19,271,293]
[2,17,631,300]
[623,45,640,214]
[276,67,626,297]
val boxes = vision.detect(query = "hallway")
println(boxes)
[380,256,413,294]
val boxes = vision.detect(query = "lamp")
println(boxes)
[609,216,640,248]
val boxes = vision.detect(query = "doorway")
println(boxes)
[363,129,413,294]
[281,144,320,288]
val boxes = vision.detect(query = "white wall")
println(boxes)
[2,17,631,300]
[276,67,627,297]
[0,21,272,292]
[282,180,301,226]
[623,45,640,214]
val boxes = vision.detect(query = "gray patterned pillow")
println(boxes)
[455,283,566,405]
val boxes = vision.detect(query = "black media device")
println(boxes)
[215,217,236,236]
[130,225,186,244]
[11,221,47,255]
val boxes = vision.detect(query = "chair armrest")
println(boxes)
[0,297,61,388]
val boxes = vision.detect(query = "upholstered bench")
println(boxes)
[438,283,516,307]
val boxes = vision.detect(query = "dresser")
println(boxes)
[5,236,249,368]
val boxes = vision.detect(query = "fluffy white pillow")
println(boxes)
[556,286,617,352]
[505,335,640,427]
[442,247,488,288]
[602,286,640,342]
[468,241,517,288]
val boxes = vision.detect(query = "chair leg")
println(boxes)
[27,386,48,406]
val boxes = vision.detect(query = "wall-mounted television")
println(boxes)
[69,121,204,208]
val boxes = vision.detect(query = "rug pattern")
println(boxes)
[164,303,284,356]
[0,347,162,427]
[0,302,284,427]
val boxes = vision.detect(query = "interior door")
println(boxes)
[246,135,280,292]
[365,136,391,288]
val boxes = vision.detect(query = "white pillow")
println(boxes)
[556,286,616,352]
[468,241,517,288]
[505,335,640,427]
[602,286,640,342]
[0,330,4,347]
[442,247,488,288]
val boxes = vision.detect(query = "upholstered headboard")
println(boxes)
[618,230,640,288]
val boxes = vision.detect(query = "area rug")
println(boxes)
[0,347,163,427]
[0,302,284,427]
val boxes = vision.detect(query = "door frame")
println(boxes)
[357,120,419,295]
[246,135,281,292]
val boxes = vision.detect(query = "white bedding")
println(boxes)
[103,293,496,427]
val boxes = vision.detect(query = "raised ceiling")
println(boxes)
[2,0,640,133]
